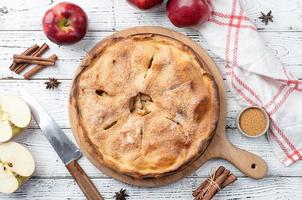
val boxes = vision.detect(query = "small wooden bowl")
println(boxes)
[236,106,270,138]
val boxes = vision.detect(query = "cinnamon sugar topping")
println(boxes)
[239,108,267,136]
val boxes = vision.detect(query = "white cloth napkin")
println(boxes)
[196,0,302,165]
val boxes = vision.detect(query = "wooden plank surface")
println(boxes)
[1,31,302,79]
[0,80,244,129]
[0,0,302,31]
[0,0,302,199]
[13,128,302,178]
[0,177,302,200]
[0,0,114,31]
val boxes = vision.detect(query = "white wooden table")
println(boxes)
[0,0,302,199]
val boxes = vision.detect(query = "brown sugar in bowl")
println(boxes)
[236,106,270,138]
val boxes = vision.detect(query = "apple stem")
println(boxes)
[64,20,71,27]
[58,18,72,29]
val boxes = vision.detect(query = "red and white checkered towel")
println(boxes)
[196,0,302,165]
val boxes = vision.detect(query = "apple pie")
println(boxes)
[69,34,219,178]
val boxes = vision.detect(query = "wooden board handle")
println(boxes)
[66,160,104,200]
[217,142,268,179]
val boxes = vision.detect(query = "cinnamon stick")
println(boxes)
[14,43,49,74]
[221,173,237,189]
[23,54,57,80]
[199,169,230,200]
[193,180,208,199]
[193,166,225,197]
[14,54,56,62]
[193,166,237,200]
[9,44,39,71]
[14,59,54,66]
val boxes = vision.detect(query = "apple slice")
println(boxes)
[0,95,31,142]
[0,142,35,193]
[0,121,13,142]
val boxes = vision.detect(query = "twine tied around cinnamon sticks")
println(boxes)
[9,43,58,79]
[204,169,221,194]
[192,166,237,200]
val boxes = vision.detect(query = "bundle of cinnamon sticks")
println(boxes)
[192,166,237,200]
[9,43,58,79]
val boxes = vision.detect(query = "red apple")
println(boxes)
[167,0,212,27]
[128,0,163,10]
[42,2,88,45]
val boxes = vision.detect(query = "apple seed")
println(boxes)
[8,121,16,128]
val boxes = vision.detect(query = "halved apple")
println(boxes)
[0,95,31,142]
[0,142,35,193]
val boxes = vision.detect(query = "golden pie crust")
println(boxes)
[69,34,219,178]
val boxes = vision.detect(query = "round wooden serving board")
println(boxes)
[69,26,268,187]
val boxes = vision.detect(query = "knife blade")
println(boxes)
[20,90,104,200]
[20,90,82,164]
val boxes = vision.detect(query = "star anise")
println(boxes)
[44,78,61,90]
[259,10,273,25]
[113,188,129,200]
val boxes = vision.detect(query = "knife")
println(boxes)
[20,90,104,200]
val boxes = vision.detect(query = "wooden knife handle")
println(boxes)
[66,160,104,200]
